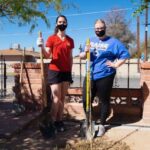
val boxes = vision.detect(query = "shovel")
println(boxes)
[80,39,105,140]
[38,31,56,138]
[85,38,95,141]
[39,31,47,108]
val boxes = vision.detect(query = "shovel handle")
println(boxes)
[86,38,91,112]
[39,31,47,108]
[85,38,95,141]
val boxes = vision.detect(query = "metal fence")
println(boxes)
[0,55,7,98]
[71,59,141,89]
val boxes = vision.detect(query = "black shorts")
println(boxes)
[47,69,72,85]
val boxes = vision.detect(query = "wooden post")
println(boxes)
[39,31,47,108]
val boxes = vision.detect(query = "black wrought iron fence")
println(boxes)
[71,59,140,89]
[0,55,7,98]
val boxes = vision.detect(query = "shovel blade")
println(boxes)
[80,120,95,140]
[86,121,95,141]
[86,124,95,140]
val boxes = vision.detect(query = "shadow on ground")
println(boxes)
[0,119,131,150]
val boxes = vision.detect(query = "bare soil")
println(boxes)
[0,120,130,150]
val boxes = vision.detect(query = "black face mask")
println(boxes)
[57,24,67,31]
[95,30,106,37]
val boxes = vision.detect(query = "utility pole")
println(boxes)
[79,44,82,87]
[137,16,140,71]
[144,2,148,61]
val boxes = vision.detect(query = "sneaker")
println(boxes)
[39,120,57,138]
[96,125,105,137]
[54,121,66,132]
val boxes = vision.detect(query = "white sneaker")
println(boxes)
[95,125,105,137]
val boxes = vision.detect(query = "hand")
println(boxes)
[106,61,117,68]
[36,37,44,47]
[85,45,90,52]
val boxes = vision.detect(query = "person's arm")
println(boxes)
[106,59,127,69]
[41,46,51,59]
[107,40,130,69]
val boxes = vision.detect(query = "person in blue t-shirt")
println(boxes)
[80,19,130,133]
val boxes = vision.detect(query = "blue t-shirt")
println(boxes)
[82,36,130,80]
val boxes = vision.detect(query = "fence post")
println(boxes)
[4,58,7,96]
[0,55,4,97]
[140,62,150,123]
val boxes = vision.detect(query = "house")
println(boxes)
[0,48,40,63]
[0,47,40,73]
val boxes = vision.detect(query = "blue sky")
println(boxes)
[0,0,149,56]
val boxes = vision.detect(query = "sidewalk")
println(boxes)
[105,124,150,150]
[0,96,41,139]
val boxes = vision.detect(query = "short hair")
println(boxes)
[95,19,106,28]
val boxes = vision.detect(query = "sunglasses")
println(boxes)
[95,27,105,30]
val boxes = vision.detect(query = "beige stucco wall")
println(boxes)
[72,58,140,78]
